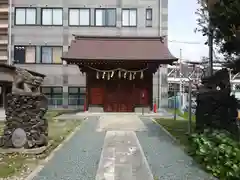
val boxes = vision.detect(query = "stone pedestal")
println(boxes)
[0,93,48,148]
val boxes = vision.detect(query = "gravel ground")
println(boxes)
[137,117,217,180]
[32,116,105,180]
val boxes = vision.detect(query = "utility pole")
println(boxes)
[179,49,182,108]
[208,13,214,76]
[188,80,192,134]
[173,66,177,121]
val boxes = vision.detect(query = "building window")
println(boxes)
[41,8,63,25]
[122,9,137,27]
[40,46,62,64]
[68,87,86,108]
[145,8,152,27]
[95,8,116,27]
[15,8,36,25]
[69,8,90,26]
[41,87,63,106]
[14,46,36,63]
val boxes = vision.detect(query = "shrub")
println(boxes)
[189,129,240,180]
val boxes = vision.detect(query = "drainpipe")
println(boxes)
[158,0,161,37]
[8,0,12,65]
[157,0,162,108]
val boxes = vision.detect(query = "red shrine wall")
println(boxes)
[86,71,152,112]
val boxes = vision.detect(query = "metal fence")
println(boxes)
[167,80,196,134]
[168,81,196,112]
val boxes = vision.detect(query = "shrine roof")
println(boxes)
[62,35,178,63]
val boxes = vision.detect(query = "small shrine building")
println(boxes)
[62,35,177,112]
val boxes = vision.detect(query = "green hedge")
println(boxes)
[189,129,240,179]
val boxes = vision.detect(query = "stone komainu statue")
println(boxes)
[0,68,48,149]
[12,68,44,95]
[195,68,239,137]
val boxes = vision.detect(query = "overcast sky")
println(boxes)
[168,0,208,62]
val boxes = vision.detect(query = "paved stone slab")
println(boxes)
[96,131,154,180]
[30,114,216,180]
[96,115,147,132]
[137,117,217,180]
[58,111,184,121]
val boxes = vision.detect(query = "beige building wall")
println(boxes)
[0,0,8,63]
[11,0,169,109]
[0,0,9,109]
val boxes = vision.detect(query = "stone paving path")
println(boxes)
[31,114,215,180]
[55,108,185,121]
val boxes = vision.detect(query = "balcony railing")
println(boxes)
[0,0,8,5]
[0,24,7,29]
[0,40,7,45]
[0,55,7,61]
[0,47,7,55]
[0,29,7,37]
[0,7,8,13]
[0,12,8,21]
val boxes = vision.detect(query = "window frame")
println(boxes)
[68,87,86,106]
[14,7,37,26]
[41,87,63,95]
[145,8,153,27]
[41,8,63,26]
[13,45,37,64]
[146,8,152,21]
[41,86,63,106]
[94,8,117,27]
[68,8,91,27]
[40,46,63,64]
[40,87,52,94]
[121,8,137,27]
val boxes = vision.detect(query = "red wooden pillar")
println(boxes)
[85,72,89,111]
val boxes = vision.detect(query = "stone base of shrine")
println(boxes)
[88,105,104,113]
[87,105,151,113]
[134,106,151,113]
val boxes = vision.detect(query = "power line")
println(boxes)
[170,57,201,62]
[171,56,225,62]
[168,40,202,44]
